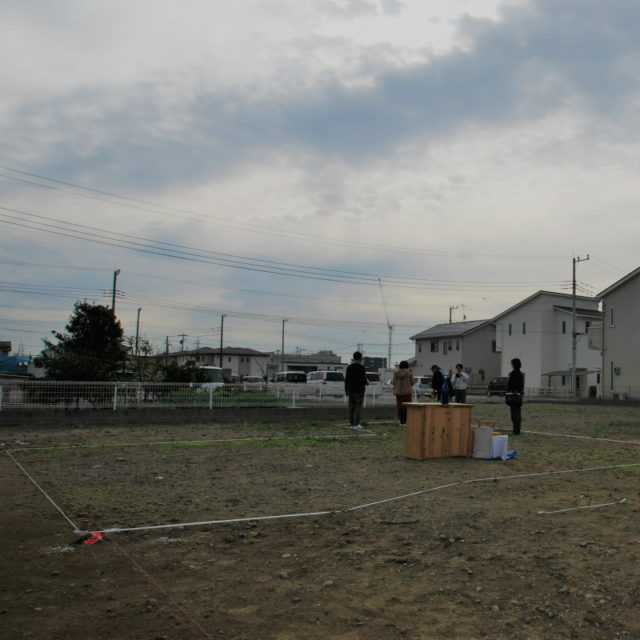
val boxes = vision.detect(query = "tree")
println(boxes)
[160,359,209,383]
[36,302,129,380]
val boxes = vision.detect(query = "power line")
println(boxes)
[0,165,569,261]
[0,205,564,291]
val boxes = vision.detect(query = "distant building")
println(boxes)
[0,343,33,377]
[267,350,344,379]
[410,320,500,384]
[361,356,387,371]
[160,346,271,379]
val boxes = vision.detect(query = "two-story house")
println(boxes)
[597,266,640,400]
[409,320,500,384]
[493,290,601,398]
[162,346,272,379]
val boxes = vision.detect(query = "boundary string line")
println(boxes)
[4,450,80,532]
[8,431,378,452]
[523,429,640,446]
[6,439,638,536]
[538,498,627,515]
[94,462,639,535]
[107,535,215,640]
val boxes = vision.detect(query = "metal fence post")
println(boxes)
[209,388,213,410]
[113,384,118,411]
[0,385,3,411]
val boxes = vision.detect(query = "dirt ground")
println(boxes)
[1,403,639,640]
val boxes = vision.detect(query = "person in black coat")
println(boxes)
[344,351,368,428]
[507,357,525,435]
[430,365,445,401]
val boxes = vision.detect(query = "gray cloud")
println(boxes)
[4,0,638,191]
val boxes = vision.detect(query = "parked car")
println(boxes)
[306,370,345,395]
[242,376,266,392]
[271,371,308,384]
[413,375,433,398]
[487,376,509,397]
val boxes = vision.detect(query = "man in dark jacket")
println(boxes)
[430,365,445,401]
[507,357,525,435]
[345,351,368,428]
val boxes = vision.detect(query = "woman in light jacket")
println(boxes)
[392,361,415,426]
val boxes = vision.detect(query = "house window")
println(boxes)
[522,322,526,335]
[418,343,422,353]
[609,307,615,327]
[508,323,512,336]
[491,340,497,353]
[562,321,566,334]
[455,340,460,351]
[561,376,566,386]
[228,357,232,363]
[443,342,448,355]
[431,341,439,353]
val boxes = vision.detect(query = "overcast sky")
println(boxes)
[1,0,638,365]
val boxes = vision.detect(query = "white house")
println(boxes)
[409,320,500,384]
[162,346,272,379]
[492,291,601,398]
[597,266,640,400]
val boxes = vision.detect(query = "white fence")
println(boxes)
[1,380,628,412]
[0,380,395,412]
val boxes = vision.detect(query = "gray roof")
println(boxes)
[597,266,640,298]
[491,290,597,322]
[168,346,271,357]
[410,319,491,341]
[552,305,602,320]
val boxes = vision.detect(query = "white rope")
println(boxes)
[6,429,639,536]
[346,482,461,511]
[538,498,627,515]
[12,432,375,452]
[464,462,640,484]
[98,509,336,534]
[4,450,80,532]
[524,429,640,446]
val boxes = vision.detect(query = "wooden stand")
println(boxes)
[404,403,474,460]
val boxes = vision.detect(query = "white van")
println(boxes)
[199,366,225,390]
[306,370,345,395]
[271,371,308,384]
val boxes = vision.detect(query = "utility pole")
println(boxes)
[572,254,590,401]
[111,269,121,313]
[165,336,169,366]
[219,314,227,368]
[179,334,187,351]
[378,279,394,367]
[281,318,288,371]
[134,307,142,356]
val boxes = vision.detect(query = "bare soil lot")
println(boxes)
[1,403,639,639]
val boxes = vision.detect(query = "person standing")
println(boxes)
[345,351,368,429]
[507,357,525,435]
[452,363,469,403]
[392,361,414,426]
[430,365,444,401]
